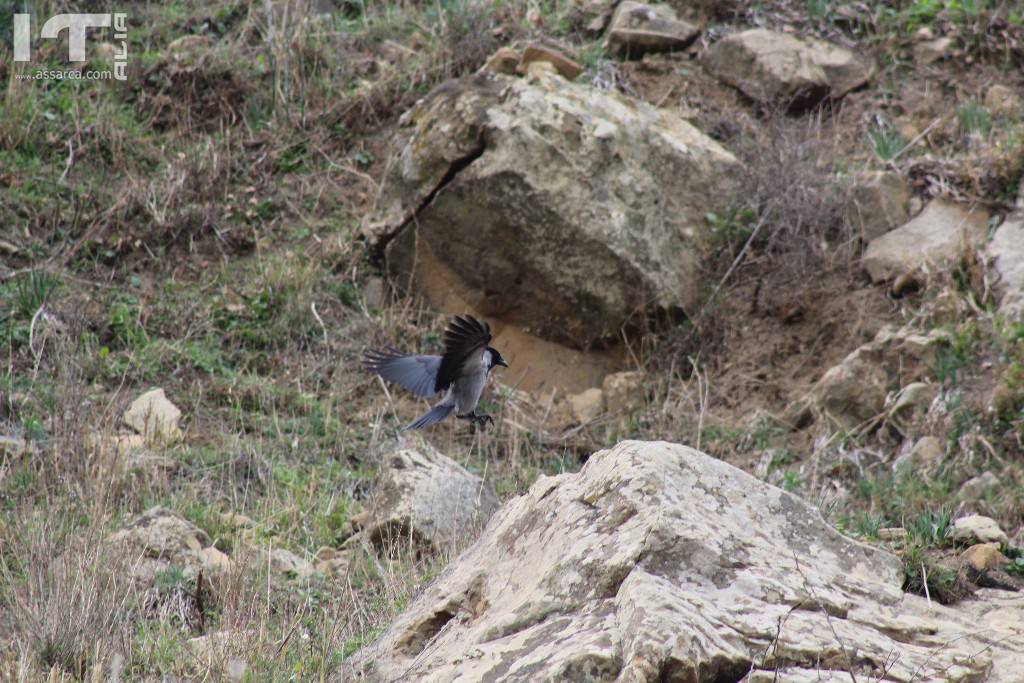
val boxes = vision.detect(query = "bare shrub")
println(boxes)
[1,515,137,679]
[721,108,855,276]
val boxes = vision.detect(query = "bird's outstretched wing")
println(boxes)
[363,348,441,397]
[435,315,491,393]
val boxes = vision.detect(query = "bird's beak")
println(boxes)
[497,359,509,368]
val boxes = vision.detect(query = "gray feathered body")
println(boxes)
[363,316,506,430]
[440,348,488,415]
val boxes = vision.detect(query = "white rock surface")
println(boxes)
[355,441,1024,681]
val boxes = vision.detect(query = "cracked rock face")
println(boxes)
[355,441,1024,682]
[363,71,738,348]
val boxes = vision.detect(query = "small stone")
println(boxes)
[365,439,500,552]
[524,60,559,83]
[877,527,905,541]
[949,514,1009,546]
[200,546,234,573]
[602,371,645,415]
[350,510,370,529]
[123,388,183,444]
[959,471,1000,501]
[221,512,258,530]
[0,435,29,458]
[959,542,1009,572]
[888,382,937,422]
[607,1,699,58]
[262,548,315,581]
[862,200,989,283]
[893,436,944,474]
[984,84,1023,117]
[914,37,953,65]
[568,387,604,423]
[485,47,520,75]
[187,630,248,663]
[519,44,583,81]
[168,35,213,57]
[362,276,386,310]
[846,171,912,242]
[703,28,870,109]
[314,547,351,576]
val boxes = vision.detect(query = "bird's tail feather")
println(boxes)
[402,404,454,430]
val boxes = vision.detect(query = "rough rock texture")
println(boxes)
[365,439,500,551]
[364,70,738,347]
[606,2,699,58]
[950,514,1009,545]
[518,44,583,81]
[567,387,604,423]
[988,212,1024,321]
[602,370,646,415]
[356,441,1024,681]
[985,84,1023,116]
[862,199,989,283]
[846,170,912,242]
[703,29,871,109]
[811,324,948,429]
[893,435,944,474]
[106,506,231,586]
[123,388,183,443]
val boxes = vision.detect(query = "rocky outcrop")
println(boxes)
[364,70,738,347]
[703,29,872,109]
[605,2,700,58]
[862,199,989,283]
[988,211,1024,321]
[355,441,1024,681]
[364,439,499,551]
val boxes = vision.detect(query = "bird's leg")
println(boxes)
[459,411,494,428]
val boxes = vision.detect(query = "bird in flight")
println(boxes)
[363,315,509,430]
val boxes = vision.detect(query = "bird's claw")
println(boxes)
[476,413,495,428]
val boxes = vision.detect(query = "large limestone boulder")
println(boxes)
[364,439,500,552]
[863,199,990,283]
[988,212,1024,321]
[364,70,739,347]
[703,29,872,109]
[354,441,1024,681]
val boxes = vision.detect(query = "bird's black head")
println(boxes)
[486,347,508,370]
